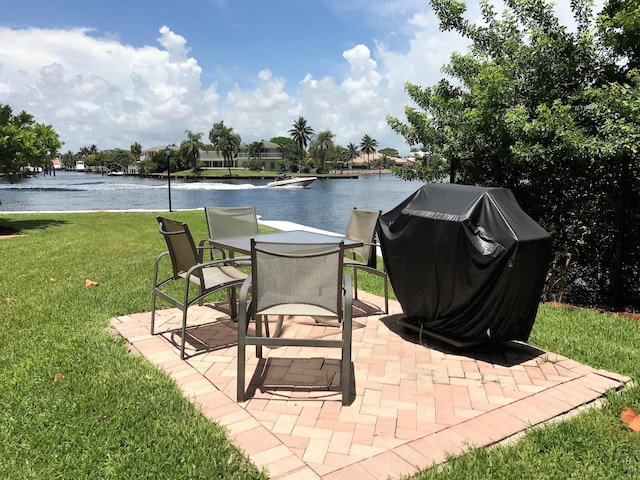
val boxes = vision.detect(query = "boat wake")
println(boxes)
[0,181,263,192]
[175,182,261,191]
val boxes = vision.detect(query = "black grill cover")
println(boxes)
[377,183,552,343]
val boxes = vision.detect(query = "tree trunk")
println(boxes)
[449,157,456,184]
[611,155,631,307]
[226,155,232,176]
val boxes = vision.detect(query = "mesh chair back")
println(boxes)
[157,216,200,278]
[345,208,380,267]
[205,206,259,239]
[251,239,344,316]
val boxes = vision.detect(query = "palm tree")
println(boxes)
[333,146,349,173]
[247,141,264,170]
[61,150,76,169]
[130,142,142,161]
[78,145,98,170]
[288,116,314,152]
[180,130,205,172]
[247,141,263,160]
[209,121,241,176]
[346,143,359,167]
[313,130,334,172]
[359,135,378,170]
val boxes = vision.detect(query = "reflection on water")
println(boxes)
[0,171,422,233]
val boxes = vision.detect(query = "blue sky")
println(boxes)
[0,1,599,154]
[4,1,385,89]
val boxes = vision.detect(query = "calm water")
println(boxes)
[0,171,422,233]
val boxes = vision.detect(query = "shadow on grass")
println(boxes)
[0,217,68,235]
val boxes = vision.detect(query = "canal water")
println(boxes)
[0,171,423,234]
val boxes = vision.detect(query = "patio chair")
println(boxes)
[237,239,353,405]
[200,206,259,265]
[151,216,248,359]
[344,207,388,313]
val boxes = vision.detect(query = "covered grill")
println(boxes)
[377,183,552,345]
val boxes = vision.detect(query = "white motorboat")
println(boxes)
[266,175,317,188]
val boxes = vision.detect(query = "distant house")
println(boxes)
[139,143,281,171]
[140,146,172,162]
[199,149,226,168]
[237,141,283,170]
[351,152,412,169]
[185,141,283,170]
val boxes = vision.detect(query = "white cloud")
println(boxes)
[326,0,426,22]
[0,26,219,150]
[1,14,445,154]
[0,1,608,155]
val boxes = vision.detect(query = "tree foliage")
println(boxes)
[180,130,205,173]
[359,134,378,169]
[209,121,241,176]
[60,150,77,169]
[130,142,142,161]
[0,104,62,181]
[386,0,640,308]
[108,148,135,169]
[270,136,304,172]
[598,0,640,73]
[309,130,335,173]
[379,147,399,158]
[247,141,264,170]
[288,116,315,152]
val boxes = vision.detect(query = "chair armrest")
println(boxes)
[153,251,175,287]
[154,251,172,272]
[197,239,227,261]
[188,255,251,274]
[155,250,170,262]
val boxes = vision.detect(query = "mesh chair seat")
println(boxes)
[179,264,247,288]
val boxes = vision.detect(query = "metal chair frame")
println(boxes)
[344,207,388,313]
[237,239,353,405]
[151,216,248,359]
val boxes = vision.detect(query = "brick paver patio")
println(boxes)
[110,292,631,479]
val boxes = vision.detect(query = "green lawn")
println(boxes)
[1,211,639,479]
[0,211,267,479]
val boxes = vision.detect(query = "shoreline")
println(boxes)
[142,172,360,180]
[33,169,395,181]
